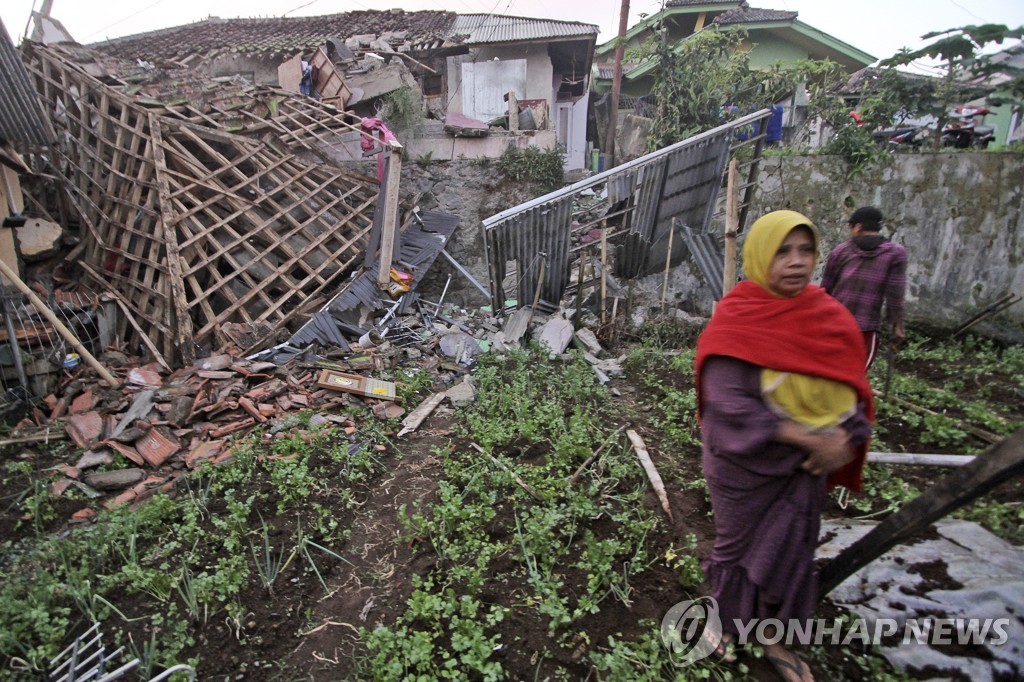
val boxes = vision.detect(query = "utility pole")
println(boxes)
[605,0,630,169]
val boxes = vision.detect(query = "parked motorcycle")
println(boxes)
[871,125,929,149]
[942,106,995,149]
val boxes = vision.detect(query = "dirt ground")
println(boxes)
[1,329,1021,681]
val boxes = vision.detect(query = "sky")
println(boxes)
[1,0,1023,74]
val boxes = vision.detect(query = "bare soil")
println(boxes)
[1,329,1021,681]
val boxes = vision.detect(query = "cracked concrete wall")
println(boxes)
[749,153,1024,338]
[385,153,1023,339]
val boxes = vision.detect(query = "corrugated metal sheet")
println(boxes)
[275,209,460,358]
[0,19,51,146]
[482,109,772,311]
[680,224,724,301]
[452,15,598,44]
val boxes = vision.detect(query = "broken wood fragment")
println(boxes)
[626,429,673,521]
[397,392,445,437]
[819,428,1024,600]
[568,425,626,487]
[470,442,543,502]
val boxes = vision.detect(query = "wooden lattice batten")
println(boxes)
[22,42,380,365]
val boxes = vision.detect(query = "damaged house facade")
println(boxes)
[93,10,598,170]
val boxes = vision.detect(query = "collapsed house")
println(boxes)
[90,10,599,170]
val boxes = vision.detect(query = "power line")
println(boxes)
[81,0,167,42]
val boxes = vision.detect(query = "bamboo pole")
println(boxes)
[661,219,675,313]
[867,452,975,467]
[722,158,739,297]
[526,252,547,328]
[600,219,608,326]
[626,429,673,521]
[0,259,119,387]
[574,250,586,329]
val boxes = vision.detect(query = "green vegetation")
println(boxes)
[497,145,565,193]
[379,86,425,136]
[0,325,1017,679]
[0,417,388,676]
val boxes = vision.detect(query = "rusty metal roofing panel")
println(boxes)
[482,109,772,311]
[451,15,598,44]
[0,19,51,146]
[680,224,724,301]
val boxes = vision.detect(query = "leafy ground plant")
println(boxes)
[0,325,1018,680]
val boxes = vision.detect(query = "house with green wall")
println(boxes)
[593,0,875,99]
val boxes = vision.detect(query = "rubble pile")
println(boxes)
[13,299,629,517]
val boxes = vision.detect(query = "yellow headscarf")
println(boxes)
[742,210,857,431]
[742,209,820,294]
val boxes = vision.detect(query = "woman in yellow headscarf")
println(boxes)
[693,210,874,681]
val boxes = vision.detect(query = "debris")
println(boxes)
[444,378,476,408]
[397,392,445,437]
[83,468,146,491]
[626,429,673,522]
[317,370,397,400]
[537,316,574,354]
[65,411,104,449]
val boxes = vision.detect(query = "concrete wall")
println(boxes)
[372,152,1024,338]
[747,152,1024,336]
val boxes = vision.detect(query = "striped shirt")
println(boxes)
[821,235,907,333]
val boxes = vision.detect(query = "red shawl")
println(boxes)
[695,280,875,492]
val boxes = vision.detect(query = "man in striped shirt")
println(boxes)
[821,206,908,369]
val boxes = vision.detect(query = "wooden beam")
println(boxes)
[722,158,739,296]
[819,428,1024,599]
[148,114,196,364]
[376,143,403,287]
[0,258,119,387]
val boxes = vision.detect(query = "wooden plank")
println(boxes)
[867,452,975,467]
[818,428,1024,599]
[626,429,673,521]
[149,114,198,364]
[377,145,403,287]
[397,392,445,437]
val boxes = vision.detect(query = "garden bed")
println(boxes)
[0,324,1021,680]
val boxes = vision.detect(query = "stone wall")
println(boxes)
[749,152,1024,337]
[387,152,1024,338]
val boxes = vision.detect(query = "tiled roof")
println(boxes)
[93,10,457,62]
[665,0,739,6]
[451,14,598,44]
[714,5,798,25]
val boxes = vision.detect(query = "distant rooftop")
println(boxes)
[451,15,598,44]
[93,10,458,61]
[93,10,598,63]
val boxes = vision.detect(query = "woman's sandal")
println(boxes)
[766,650,812,682]
[702,630,737,663]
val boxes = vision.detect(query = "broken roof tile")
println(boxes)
[185,440,226,468]
[134,428,182,467]
[105,440,146,466]
[127,367,164,388]
[66,411,104,449]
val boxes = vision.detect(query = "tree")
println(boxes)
[880,24,1024,149]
